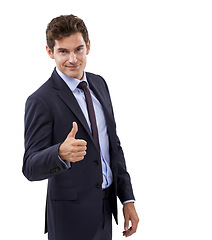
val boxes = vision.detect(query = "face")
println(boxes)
[46,32,90,80]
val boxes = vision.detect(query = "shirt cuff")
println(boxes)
[123,200,135,205]
[58,155,71,169]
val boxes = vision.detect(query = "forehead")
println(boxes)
[54,32,86,50]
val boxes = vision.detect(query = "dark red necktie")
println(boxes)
[77,81,101,159]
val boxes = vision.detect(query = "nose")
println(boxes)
[69,52,77,64]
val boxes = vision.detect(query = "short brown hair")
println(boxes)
[46,14,89,52]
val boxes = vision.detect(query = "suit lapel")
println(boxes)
[51,69,92,138]
[87,75,109,118]
[86,74,116,139]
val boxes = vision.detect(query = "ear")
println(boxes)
[86,40,91,55]
[46,45,54,59]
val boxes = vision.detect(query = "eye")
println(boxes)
[75,47,83,52]
[59,49,68,54]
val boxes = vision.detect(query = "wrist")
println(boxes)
[123,200,135,205]
[58,142,66,160]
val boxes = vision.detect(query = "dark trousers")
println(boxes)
[92,189,112,240]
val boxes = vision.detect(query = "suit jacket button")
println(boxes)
[93,160,99,165]
[96,184,101,188]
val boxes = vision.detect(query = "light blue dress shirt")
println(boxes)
[56,68,113,189]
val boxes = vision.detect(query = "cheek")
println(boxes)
[80,54,87,64]
[55,56,67,66]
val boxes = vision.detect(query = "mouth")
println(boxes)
[65,65,80,69]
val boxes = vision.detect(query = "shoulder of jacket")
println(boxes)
[86,72,103,79]
[27,77,53,98]
[86,72,107,85]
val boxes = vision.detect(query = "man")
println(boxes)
[23,14,139,240]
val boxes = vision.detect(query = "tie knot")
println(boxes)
[77,81,87,90]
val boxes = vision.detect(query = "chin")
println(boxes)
[67,72,82,79]
[59,66,83,79]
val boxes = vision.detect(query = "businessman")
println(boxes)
[23,14,139,240]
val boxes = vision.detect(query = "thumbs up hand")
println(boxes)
[58,122,87,162]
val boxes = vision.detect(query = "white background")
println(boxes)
[0,0,212,239]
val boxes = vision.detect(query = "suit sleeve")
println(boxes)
[100,76,135,203]
[23,94,69,181]
[115,136,135,203]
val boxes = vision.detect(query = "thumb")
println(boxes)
[68,122,78,139]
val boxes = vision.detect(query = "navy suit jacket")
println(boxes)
[23,69,135,240]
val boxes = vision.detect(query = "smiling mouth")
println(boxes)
[66,65,79,68]
[65,65,80,69]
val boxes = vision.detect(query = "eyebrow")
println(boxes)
[57,45,85,52]
[57,48,68,52]
[76,45,85,49]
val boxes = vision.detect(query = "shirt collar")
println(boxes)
[56,67,88,92]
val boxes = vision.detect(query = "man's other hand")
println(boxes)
[123,202,139,237]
